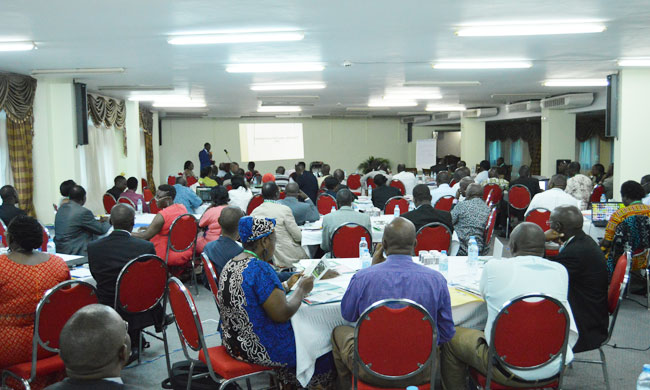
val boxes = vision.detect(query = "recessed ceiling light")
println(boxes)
[542,79,608,87]
[250,82,326,91]
[168,31,304,45]
[226,63,324,73]
[257,106,302,112]
[152,100,207,108]
[425,104,466,111]
[456,22,606,36]
[618,59,650,67]
[0,41,35,51]
[31,67,125,75]
[368,100,418,107]
[433,61,532,69]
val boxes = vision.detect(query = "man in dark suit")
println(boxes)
[371,174,401,211]
[509,165,541,198]
[55,185,110,255]
[198,142,214,172]
[546,205,608,352]
[295,161,319,203]
[107,176,127,200]
[402,184,453,232]
[0,185,26,226]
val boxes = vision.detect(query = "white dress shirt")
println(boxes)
[228,187,253,213]
[474,170,489,184]
[429,183,457,206]
[480,256,578,381]
[643,194,650,206]
[525,188,580,214]
[392,171,417,195]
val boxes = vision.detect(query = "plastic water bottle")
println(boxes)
[353,203,359,212]
[393,205,400,217]
[368,186,373,198]
[46,238,56,254]
[600,193,607,203]
[137,199,143,214]
[439,250,448,276]
[468,236,479,268]
[407,386,418,390]
[408,202,415,212]
[637,364,650,389]
[331,206,336,214]
[359,237,368,258]
[361,248,372,269]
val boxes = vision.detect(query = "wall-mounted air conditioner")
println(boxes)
[540,93,594,110]
[505,100,542,113]
[462,107,498,118]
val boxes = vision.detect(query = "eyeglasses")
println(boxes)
[155,195,171,202]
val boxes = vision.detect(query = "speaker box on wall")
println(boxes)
[74,82,89,145]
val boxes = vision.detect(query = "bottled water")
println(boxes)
[359,237,368,258]
[361,248,372,269]
[46,238,56,254]
[468,236,479,268]
[368,186,373,198]
[393,205,400,217]
[408,202,415,212]
[637,364,650,389]
[439,250,448,276]
[353,203,359,212]
[331,206,336,214]
[600,193,607,202]
[137,199,143,214]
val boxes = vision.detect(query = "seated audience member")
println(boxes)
[119,177,149,213]
[262,173,275,184]
[198,166,218,187]
[371,174,401,211]
[230,162,241,177]
[44,305,130,390]
[323,176,339,198]
[526,174,579,214]
[321,189,371,254]
[496,156,506,168]
[333,217,455,389]
[58,179,77,208]
[295,161,319,203]
[361,161,392,188]
[430,157,447,175]
[0,216,70,387]
[441,223,578,389]
[430,170,456,206]
[227,175,253,212]
[509,165,540,198]
[451,167,471,194]
[199,142,214,173]
[203,206,245,277]
[591,163,606,186]
[274,166,290,188]
[602,164,614,200]
[196,186,230,253]
[173,176,202,214]
[107,176,127,200]
[601,180,650,254]
[218,217,334,388]
[643,174,650,206]
[392,163,417,195]
[280,182,319,226]
[482,167,509,190]
[217,162,229,179]
[457,160,467,169]
[317,164,332,187]
[474,160,490,184]
[332,169,350,191]
[251,182,307,268]
[87,204,165,358]
[133,185,192,268]
[545,205,608,352]
[55,186,110,255]
[452,183,490,255]
[245,161,259,183]
[183,160,196,179]
[565,161,593,210]
[0,185,26,226]
[456,176,474,201]
[402,184,453,232]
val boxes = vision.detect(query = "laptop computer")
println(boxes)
[591,202,624,227]
[196,187,212,202]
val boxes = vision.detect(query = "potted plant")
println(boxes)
[358,156,391,174]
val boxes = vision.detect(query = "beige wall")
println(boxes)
[541,109,576,178]
[436,130,461,158]
[460,117,486,170]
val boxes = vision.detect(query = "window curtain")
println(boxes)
[486,118,541,175]
[510,139,523,171]
[0,112,13,187]
[140,107,156,191]
[578,137,600,171]
[87,94,127,156]
[79,121,118,214]
[488,141,501,166]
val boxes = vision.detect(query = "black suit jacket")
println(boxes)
[402,204,453,233]
[509,176,541,198]
[371,186,402,211]
[44,378,126,390]
[0,204,26,227]
[551,232,609,352]
[296,171,319,203]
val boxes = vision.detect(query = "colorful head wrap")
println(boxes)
[262,173,276,183]
[238,216,276,243]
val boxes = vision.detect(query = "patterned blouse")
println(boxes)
[451,197,491,255]
[565,174,593,210]
[604,202,650,242]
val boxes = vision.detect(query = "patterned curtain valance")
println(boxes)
[87,93,126,130]
[576,113,606,142]
[139,106,153,134]
[0,73,37,123]
[486,118,542,175]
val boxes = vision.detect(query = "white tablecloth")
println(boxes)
[581,210,606,243]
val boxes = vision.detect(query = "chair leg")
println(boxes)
[505,214,510,239]
[646,269,650,310]
[138,332,143,364]
[162,326,173,383]
[186,361,195,390]
[599,347,610,390]
[191,261,199,296]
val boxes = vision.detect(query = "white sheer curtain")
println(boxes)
[0,111,14,189]
[79,121,118,214]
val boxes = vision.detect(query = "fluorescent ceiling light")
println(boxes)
[618,59,650,67]
[346,107,390,112]
[426,104,466,111]
[433,61,532,69]
[168,31,304,45]
[456,22,606,36]
[99,85,174,92]
[226,63,324,73]
[542,79,608,87]
[128,95,189,102]
[368,100,417,107]
[0,41,35,51]
[403,81,481,86]
[31,67,125,75]
[383,88,442,100]
[257,106,302,112]
[250,82,326,91]
[153,101,206,108]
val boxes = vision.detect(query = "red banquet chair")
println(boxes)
[469,293,571,390]
[434,195,455,212]
[118,196,136,208]
[166,214,199,295]
[1,280,98,390]
[525,208,551,232]
[149,198,161,214]
[352,299,437,390]
[485,189,495,208]
[40,223,49,252]
[279,191,287,200]
[506,185,531,238]
[143,188,154,203]
[573,252,630,390]
[103,193,117,213]
[167,175,175,185]
[246,194,264,215]
[201,253,220,310]
[384,196,409,215]
[590,184,606,203]
[115,254,170,369]
[450,178,457,187]
[483,207,498,255]
[415,222,452,253]
[483,184,503,205]
[347,174,363,196]
[141,178,148,190]
[331,223,372,258]
[317,194,338,215]
[166,277,277,390]
[0,219,6,247]
[389,180,406,196]
[187,176,198,186]
[366,177,376,190]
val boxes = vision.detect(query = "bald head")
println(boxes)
[437,171,451,185]
[333,169,345,183]
[459,177,474,197]
[549,174,567,190]
[110,204,135,231]
[509,222,545,257]
[218,206,245,237]
[488,168,499,179]
[382,217,417,256]
[176,176,187,186]
[336,189,355,207]
[550,205,583,239]
[60,304,129,380]
[285,182,300,197]
[466,183,483,200]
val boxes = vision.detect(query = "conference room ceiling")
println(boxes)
[1,0,649,118]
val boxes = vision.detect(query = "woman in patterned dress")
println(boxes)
[218,216,336,389]
[0,215,70,389]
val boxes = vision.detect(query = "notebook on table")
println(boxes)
[591,202,624,227]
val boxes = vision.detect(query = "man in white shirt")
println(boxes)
[526,174,580,214]
[274,166,290,189]
[474,160,490,184]
[641,175,650,205]
[227,175,253,212]
[441,223,578,389]
[430,171,457,206]
[391,163,417,195]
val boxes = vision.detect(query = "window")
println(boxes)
[0,111,13,187]
[78,119,118,213]
[578,137,600,171]
[239,123,304,162]
[510,139,523,172]
[488,140,501,166]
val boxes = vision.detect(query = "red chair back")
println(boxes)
[40,224,49,252]
[347,174,361,190]
[590,185,606,203]
[167,176,175,185]
[246,194,264,215]
[331,223,371,258]
[201,253,220,308]
[485,189,494,208]
[149,198,161,214]
[483,184,503,204]
[226,184,232,191]
[317,194,337,215]
[525,208,552,232]
[384,196,408,215]
[168,214,198,254]
[143,188,154,202]
[118,197,136,208]
[608,253,629,315]
[167,277,202,351]
[0,219,6,247]
[354,299,436,389]
[415,223,452,253]
[389,180,406,196]
[115,255,167,314]
[366,177,376,190]
[484,207,498,248]
[449,179,457,187]
[279,191,287,200]
[102,193,117,213]
[434,195,455,211]
[141,178,148,190]
[508,185,531,210]
[187,176,198,186]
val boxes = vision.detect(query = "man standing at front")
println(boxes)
[332,217,455,389]
[199,142,214,173]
